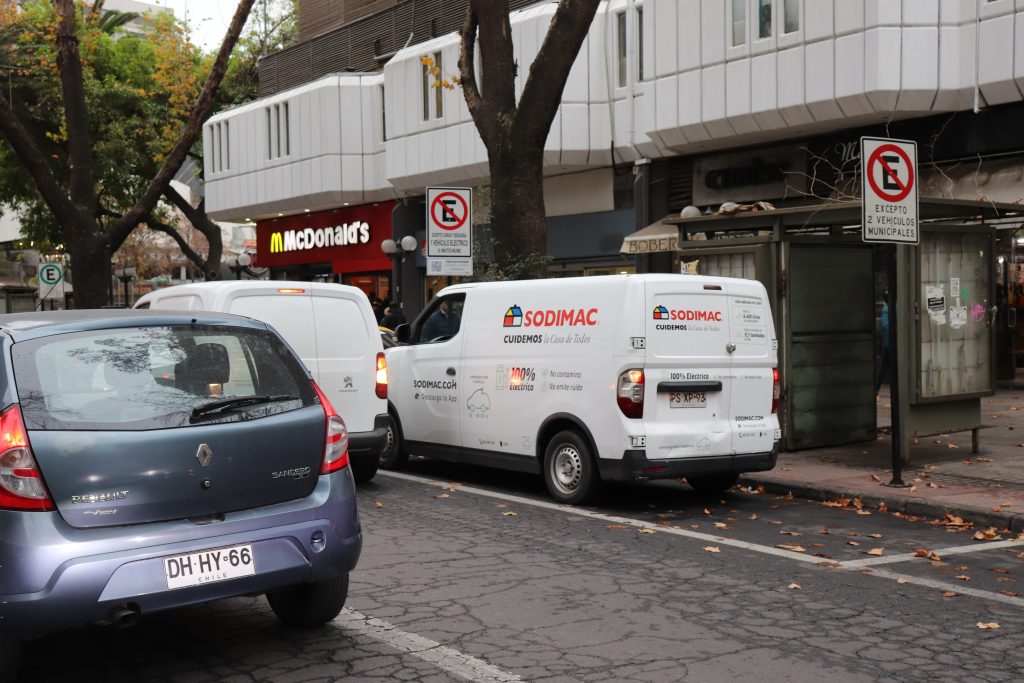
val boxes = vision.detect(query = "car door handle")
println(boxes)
[446,367,457,376]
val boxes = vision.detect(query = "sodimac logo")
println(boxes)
[503,304,598,328]
[653,306,723,322]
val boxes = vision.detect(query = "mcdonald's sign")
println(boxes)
[270,232,284,253]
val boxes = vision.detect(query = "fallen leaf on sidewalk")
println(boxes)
[495,503,507,508]
[955,575,972,581]
[1001,591,1021,597]
[993,506,1003,513]
[973,528,1004,541]
[867,533,883,539]
[787,582,801,590]
[941,591,958,598]
[604,524,628,529]
[976,457,992,463]
[865,548,885,556]
[638,528,655,534]
[964,458,972,464]
[780,530,802,536]
[819,527,831,535]
[977,622,1000,630]
[993,568,1011,574]
[769,520,783,526]
[914,548,942,561]
[749,513,759,520]
[948,443,959,449]
[847,541,861,546]
[374,500,383,509]
[501,511,517,517]
[897,578,909,585]
[776,543,806,553]
[816,561,841,568]
[856,510,872,516]
[870,474,881,482]
[878,502,889,512]
[783,491,794,500]
[703,546,720,553]
[434,493,450,499]
[714,522,730,529]
[703,508,712,516]
[909,485,917,492]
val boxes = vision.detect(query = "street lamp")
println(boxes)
[113,266,136,308]
[232,252,252,280]
[380,235,419,311]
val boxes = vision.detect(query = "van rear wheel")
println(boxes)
[379,414,409,469]
[543,430,602,505]
[687,473,739,495]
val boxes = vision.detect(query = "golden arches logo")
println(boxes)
[269,232,284,253]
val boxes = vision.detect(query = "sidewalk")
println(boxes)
[740,379,1024,531]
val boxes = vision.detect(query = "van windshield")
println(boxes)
[12,325,315,431]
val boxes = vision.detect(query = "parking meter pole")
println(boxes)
[885,244,909,488]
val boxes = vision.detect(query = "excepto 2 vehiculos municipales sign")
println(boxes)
[861,136,919,245]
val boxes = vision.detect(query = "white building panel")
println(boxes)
[725,58,759,135]
[897,26,939,111]
[677,70,710,142]
[835,0,866,35]
[700,0,725,65]
[903,0,939,25]
[865,0,901,26]
[777,46,813,126]
[805,39,843,122]
[677,0,701,72]
[979,13,1022,104]
[751,52,787,130]
[1017,12,1024,95]
[864,27,901,111]
[653,0,677,78]
[805,1,835,43]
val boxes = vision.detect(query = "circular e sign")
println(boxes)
[40,263,63,286]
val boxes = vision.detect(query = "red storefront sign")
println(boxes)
[255,201,395,274]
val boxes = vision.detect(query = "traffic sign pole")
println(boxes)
[884,244,908,488]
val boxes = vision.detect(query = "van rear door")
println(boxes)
[724,282,777,455]
[644,279,733,459]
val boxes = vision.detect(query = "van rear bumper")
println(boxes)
[598,446,779,482]
[348,413,390,456]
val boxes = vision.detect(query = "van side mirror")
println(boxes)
[395,323,411,344]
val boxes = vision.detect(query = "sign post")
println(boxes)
[426,187,473,276]
[861,137,918,488]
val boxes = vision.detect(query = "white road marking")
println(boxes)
[840,539,1024,569]
[379,470,1024,607]
[335,609,522,682]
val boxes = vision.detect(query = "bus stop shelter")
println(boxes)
[657,199,1024,462]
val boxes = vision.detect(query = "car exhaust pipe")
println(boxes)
[108,606,140,629]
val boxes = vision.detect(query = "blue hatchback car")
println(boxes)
[0,311,362,679]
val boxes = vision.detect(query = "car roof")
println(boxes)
[0,309,269,342]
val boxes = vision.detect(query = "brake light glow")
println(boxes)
[616,368,645,419]
[276,288,306,294]
[312,381,350,474]
[0,404,54,511]
[375,352,388,399]
[771,368,780,414]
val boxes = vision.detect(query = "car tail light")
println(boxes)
[771,368,781,414]
[0,404,54,511]
[312,381,350,474]
[617,368,645,419]
[375,352,388,399]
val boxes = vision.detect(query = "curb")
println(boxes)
[738,474,1024,533]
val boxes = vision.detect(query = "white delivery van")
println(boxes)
[135,281,389,483]
[384,274,780,503]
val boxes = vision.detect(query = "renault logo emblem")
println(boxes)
[196,443,214,467]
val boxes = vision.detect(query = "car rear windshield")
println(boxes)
[11,324,316,431]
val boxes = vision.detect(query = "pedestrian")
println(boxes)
[380,301,404,331]
[876,298,890,396]
[370,297,384,323]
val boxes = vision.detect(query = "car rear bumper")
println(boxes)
[348,413,390,459]
[0,470,361,638]
[598,446,779,482]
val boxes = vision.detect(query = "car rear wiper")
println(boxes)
[190,395,299,421]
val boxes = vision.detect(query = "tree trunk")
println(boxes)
[489,144,547,277]
[67,218,112,309]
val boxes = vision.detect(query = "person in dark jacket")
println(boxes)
[380,302,404,331]
[420,300,459,341]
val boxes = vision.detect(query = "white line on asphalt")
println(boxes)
[334,609,522,682]
[839,539,1024,569]
[379,471,1024,608]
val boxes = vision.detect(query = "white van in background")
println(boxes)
[384,274,780,504]
[135,281,389,483]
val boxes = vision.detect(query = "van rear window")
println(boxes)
[11,325,315,431]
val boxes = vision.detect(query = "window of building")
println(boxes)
[758,0,772,39]
[213,121,229,172]
[422,60,430,121]
[731,0,746,46]
[616,11,627,87]
[637,6,644,81]
[433,51,443,119]
[266,102,289,160]
[783,0,799,33]
[380,84,387,142]
[211,123,220,172]
[431,18,440,37]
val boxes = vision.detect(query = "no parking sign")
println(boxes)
[426,187,473,276]
[861,137,919,244]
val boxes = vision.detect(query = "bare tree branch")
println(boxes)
[145,216,206,272]
[457,8,497,146]
[111,0,257,247]
[515,0,600,148]
[163,184,223,280]
[55,0,95,211]
[0,93,79,226]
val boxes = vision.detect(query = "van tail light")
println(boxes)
[375,352,388,399]
[771,368,781,414]
[312,381,350,474]
[617,368,645,419]
[0,404,54,511]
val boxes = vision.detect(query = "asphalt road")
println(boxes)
[20,457,1024,682]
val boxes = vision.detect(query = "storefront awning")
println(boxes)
[619,219,679,255]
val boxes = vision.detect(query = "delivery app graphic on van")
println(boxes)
[384,274,780,504]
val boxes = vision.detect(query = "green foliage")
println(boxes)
[216,0,298,108]
[0,1,204,244]
[466,235,552,282]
